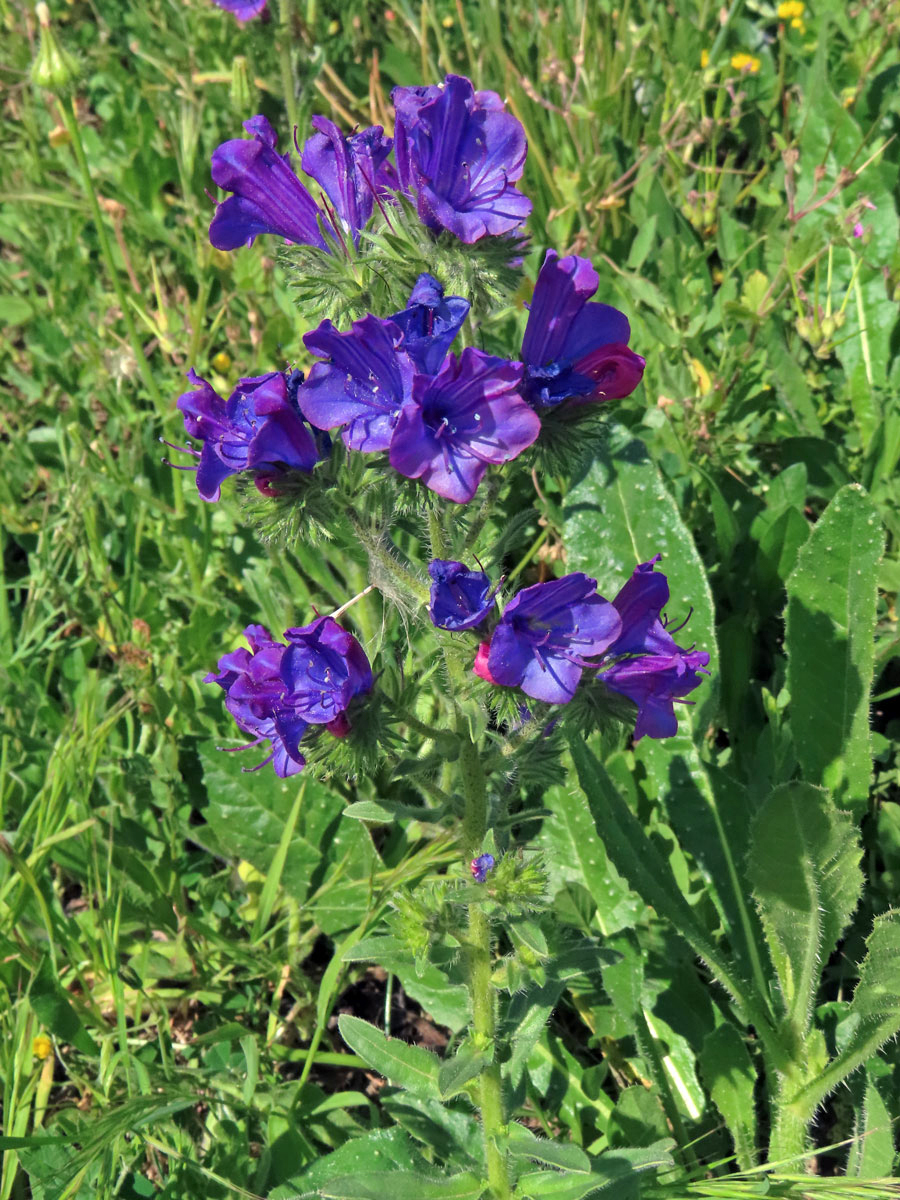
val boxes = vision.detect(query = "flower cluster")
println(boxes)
[211,0,267,20]
[205,618,373,777]
[430,555,708,740]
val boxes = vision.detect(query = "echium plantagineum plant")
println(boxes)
[173,75,713,1199]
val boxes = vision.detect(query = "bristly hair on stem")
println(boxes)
[527,403,613,478]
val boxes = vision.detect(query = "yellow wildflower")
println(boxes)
[33,1036,52,1060]
[211,351,232,373]
[731,52,761,73]
[700,49,710,68]
[441,14,454,27]
[777,0,804,18]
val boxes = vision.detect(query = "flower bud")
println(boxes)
[31,3,79,92]
[230,55,254,115]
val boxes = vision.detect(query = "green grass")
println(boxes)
[2,0,900,1195]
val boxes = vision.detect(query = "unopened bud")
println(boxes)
[230,55,254,114]
[31,3,79,92]
[48,123,71,147]
[820,315,835,341]
[795,316,813,341]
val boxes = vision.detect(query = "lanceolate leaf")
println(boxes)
[747,782,862,1034]
[699,1024,758,1171]
[785,484,883,810]
[316,1171,486,1200]
[338,1015,442,1099]
[515,1141,674,1200]
[791,911,900,1112]
[563,426,719,724]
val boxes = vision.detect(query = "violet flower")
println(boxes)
[392,74,531,243]
[175,368,320,501]
[211,0,267,19]
[205,625,307,777]
[600,557,710,739]
[281,616,373,734]
[301,116,396,244]
[390,273,470,374]
[477,573,621,704]
[471,853,496,883]
[209,115,332,252]
[389,348,540,503]
[428,559,496,631]
[298,315,416,452]
[521,250,645,409]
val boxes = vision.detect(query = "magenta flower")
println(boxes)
[175,368,320,501]
[209,116,332,252]
[392,74,531,243]
[479,574,621,704]
[301,117,396,244]
[522,250,645,409]
[299,315,416,452]
[205,625,307,778]
[389,349,540,503]
[281,616,373,732]
[211,0,267,19]
[428,559,496,631]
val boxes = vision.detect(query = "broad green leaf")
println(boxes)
[536,784,641,936]
[28,956,99,1058]
[847,1060,896,1179]
[273,1128,429,1197]
[515,1141,674,1200]
[506,978,568,1088]
[785,484,883,810]
[508,1124,591,1172]
[342,936,470,1031]
[381,1095,482,1168]
[566,735,766,1035]
[198,740,376,930]
[438,1044,488,1099]
[747,782,862,1033]
[700,1024,758,1170]
[792,912,900,1112]
[563,427,719,724]
[318,1173,484,1200]
[338,1015,442,1099]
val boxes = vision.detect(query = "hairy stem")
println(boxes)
[278,0,299,136]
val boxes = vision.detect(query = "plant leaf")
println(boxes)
[699,1024,758,1170]
[338,1015,442,1099]
[785,484,884,810]
[747,782,862,1034]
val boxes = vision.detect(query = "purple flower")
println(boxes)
[298,315,416,452]
[601,650,710,740]
[600,557,710,740]
[281,616,373,731]
[205,625,307,777]
[301,116,396,244]
[209,116,332,252]
[390,274,470,374]
[471,853,495,883]
[428,559,496,631]
[521,250,645,409]
[392,74,532,243]
[211,0,267,18]
[482,573,621,704]
[389,348,540,503]
[175,368,320,501]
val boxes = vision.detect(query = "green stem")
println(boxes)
[58,99,162,410]
[458,731,511,1200]
[350,516,429,605]
[278,0,299,136]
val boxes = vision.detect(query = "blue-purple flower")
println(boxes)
[209,115,332,252]
[390,274,470,374]
[281,616,373,734]
[211,0,267,18]
[476,573,621,704]
[428,559,496,631]
[389,348,540,503]
[301,117,396,245]
[176,368,320,501]
[471,853,496,883]
[299,315,416,452]
[521,250,645,409]
[205,625,307,778]
[392,74,531,243]
[600,557,710,739]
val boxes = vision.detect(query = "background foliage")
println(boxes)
[2,0,900,1195]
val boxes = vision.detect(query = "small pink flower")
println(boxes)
[853,222,864,238]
